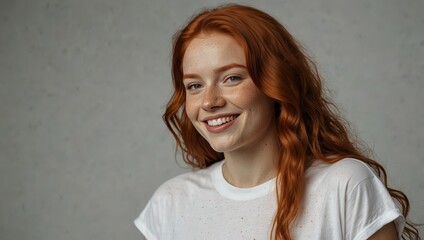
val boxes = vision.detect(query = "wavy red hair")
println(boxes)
[163,4,420,240]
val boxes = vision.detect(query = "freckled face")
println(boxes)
[182,33,276,153]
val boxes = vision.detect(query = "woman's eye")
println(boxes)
[187,83,202,90]
[226,76,242,83]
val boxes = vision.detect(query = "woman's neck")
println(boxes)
[222,130,280,188]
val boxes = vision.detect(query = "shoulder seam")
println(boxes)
[347,175,376,199]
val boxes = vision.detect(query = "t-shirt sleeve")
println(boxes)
[345,169,405,240]
[134,186,173,240]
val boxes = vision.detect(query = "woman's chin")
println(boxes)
[208,142,235,154]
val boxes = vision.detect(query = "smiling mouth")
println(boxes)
[205,115,239,127]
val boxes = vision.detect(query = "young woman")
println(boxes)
[134,4,420,240]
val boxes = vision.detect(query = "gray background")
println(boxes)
[1,0,423,239]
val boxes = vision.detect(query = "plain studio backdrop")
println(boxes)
[0,0,423,239]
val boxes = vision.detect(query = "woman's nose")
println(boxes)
[201,86,225,111]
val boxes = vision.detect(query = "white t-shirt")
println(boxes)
[134,158,405,240]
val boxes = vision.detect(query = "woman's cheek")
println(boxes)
[185,97,198,121]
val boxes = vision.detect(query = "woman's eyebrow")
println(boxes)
[213,63,246,73]
[182,73,201,80]
[183,63,246,80]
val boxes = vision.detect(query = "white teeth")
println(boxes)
[207,115,237,126]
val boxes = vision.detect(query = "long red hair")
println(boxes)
[163,4,420,240]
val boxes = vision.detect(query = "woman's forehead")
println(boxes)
[182,33,246,74]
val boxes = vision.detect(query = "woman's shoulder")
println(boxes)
[135,162,223,239]
[303,158,404,240]
[307,158,380,191]
[313,157,377,176]
[149,161,222,202]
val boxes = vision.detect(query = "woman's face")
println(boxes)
[182,32,276,153]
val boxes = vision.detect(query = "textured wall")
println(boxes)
[0,0,423,239]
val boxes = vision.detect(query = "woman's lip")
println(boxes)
[201,113,240,122]
[202,115,239,133]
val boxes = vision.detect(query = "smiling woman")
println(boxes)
[183,33,277,155]
[134,4,420,240]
